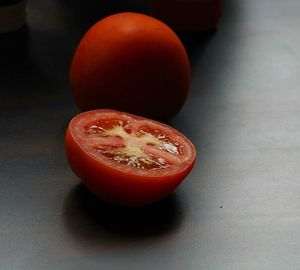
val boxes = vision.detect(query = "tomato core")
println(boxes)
[83,119,184,170]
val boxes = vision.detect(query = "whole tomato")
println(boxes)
[70,12,191,121]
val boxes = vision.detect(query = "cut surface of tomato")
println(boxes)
[66,109,196,206]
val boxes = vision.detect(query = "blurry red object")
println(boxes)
[150,0,222,32]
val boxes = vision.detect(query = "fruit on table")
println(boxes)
[70,12,191,121]
[66,109,196,206]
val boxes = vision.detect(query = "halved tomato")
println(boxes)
[66,109,196,206]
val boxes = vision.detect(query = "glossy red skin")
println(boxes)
[70,12,191,121]
[65,110,196,206]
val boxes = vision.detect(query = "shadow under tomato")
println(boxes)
[63,183,183,243]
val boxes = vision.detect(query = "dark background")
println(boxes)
[1,0,300,269]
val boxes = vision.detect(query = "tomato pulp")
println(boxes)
[66,109,196,206]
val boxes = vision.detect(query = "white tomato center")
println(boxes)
[84,119,183,170]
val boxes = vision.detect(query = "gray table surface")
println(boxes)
[1,0,300,269]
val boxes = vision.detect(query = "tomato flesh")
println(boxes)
[84,116,188,171]
[66,109,196,206]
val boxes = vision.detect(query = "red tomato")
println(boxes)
[66,109,196,206]
[70,12,191,121]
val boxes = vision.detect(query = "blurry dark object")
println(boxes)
[0,0,26,33]
[150,0,222,32]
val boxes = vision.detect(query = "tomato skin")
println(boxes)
[66,109,196,206]
[70,12,191,121]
